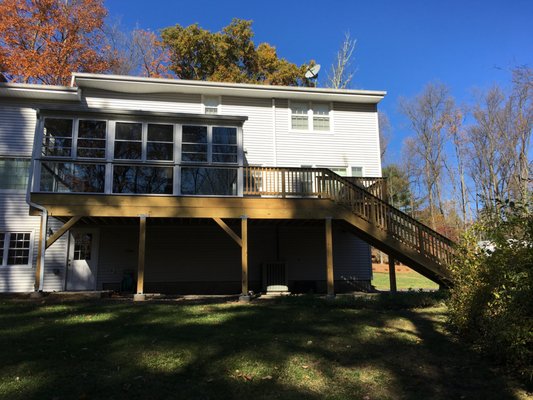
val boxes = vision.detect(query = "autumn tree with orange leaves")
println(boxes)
[0,0,111,85]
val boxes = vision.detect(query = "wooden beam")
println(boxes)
[241,217,248,296]
[137,215,147,294]
[325,218,334,297]
[45,216,81,249]
[34,213,46,291]
[389,256,397,292]
[213,217,242,247]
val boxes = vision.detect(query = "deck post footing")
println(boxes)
[133,293,146,302]
[239,295,251,303]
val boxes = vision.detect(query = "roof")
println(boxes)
[72,73,386,104]
[0,73,386,104]
[0,82,79,101]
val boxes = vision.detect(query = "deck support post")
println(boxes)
[34,211,48,292]
[325,217,335,299]
[240,216,250,302]
[389,256,397,292]
[134,214,147,301]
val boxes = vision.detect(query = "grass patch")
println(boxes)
[372,271,440,291]
[0,297,529,400]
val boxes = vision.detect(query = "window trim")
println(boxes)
[288,100,333,133]
[0,231,34,268]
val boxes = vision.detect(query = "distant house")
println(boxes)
[0,74,453,297]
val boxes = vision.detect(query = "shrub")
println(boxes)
[447,201,533,380]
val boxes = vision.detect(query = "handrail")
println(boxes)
[243,166,455,269]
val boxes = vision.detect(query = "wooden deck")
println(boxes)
[30,166,455,294]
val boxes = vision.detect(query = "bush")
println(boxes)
[447,201,533,380]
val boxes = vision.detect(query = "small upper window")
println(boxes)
[204,96,220,114]
[291,102,309,130]
[313,103,330,131]
[291,102,330,131]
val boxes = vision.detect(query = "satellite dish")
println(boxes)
[305,64,321,79]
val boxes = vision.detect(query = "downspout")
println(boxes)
[26,109,47,292]
[272,98,277,167]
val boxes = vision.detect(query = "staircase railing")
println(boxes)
[244,166,455,269]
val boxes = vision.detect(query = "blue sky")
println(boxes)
[105,0,533,163]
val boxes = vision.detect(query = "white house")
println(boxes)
[0,74,453,298]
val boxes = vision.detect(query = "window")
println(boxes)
[77,120,106,158]
[212,127,237,163]
[291,102,309,130]
[147,124,174,161]
[0,232,32,266]
[181,125,208,162]
[328,167,348,177]
[40,162,106,193]
[0,158,30,190]
[203,96,220,114]
[181,167,237,195]
[114,122,142,160]
[113,165,173,194]
[351,167,363,177]
[312,103,330,131]
[43,118,73,157]
[37,116,241,196]
[290,102,330,131]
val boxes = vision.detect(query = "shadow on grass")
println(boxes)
[0,295,525,400]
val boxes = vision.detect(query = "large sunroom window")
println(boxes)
[77,120,106,158]
[43,118,73,157]
[38,116,242,196]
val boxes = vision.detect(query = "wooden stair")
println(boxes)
[244,167,455,287]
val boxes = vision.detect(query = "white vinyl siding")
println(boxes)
[0,106,37,156]
[220,96,274,166]
[276,101,381,176]
[0,193,68,292]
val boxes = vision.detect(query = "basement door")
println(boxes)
[66,229,99,291]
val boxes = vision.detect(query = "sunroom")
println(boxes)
[32,109,247,197]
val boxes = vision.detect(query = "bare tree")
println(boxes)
[466,67,532,217]
[509,66,532,203]
[104,20,171,78]
[327,32,356,89]
[399,83,453,229]
[378,112,391,161]
[445,105,471,227]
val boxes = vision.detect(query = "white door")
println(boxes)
[66,229,99,291]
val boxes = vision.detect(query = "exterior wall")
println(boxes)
[95,223,370,294]
[221,96,274,166]
[0,85,380,292]
[0,101,69,292]
[274,100,381,176]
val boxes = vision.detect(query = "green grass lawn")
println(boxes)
[0,296,528,400]
[372,271,440,291]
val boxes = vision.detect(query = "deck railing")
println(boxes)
[244,166,455,269]
[345,177,388,201]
